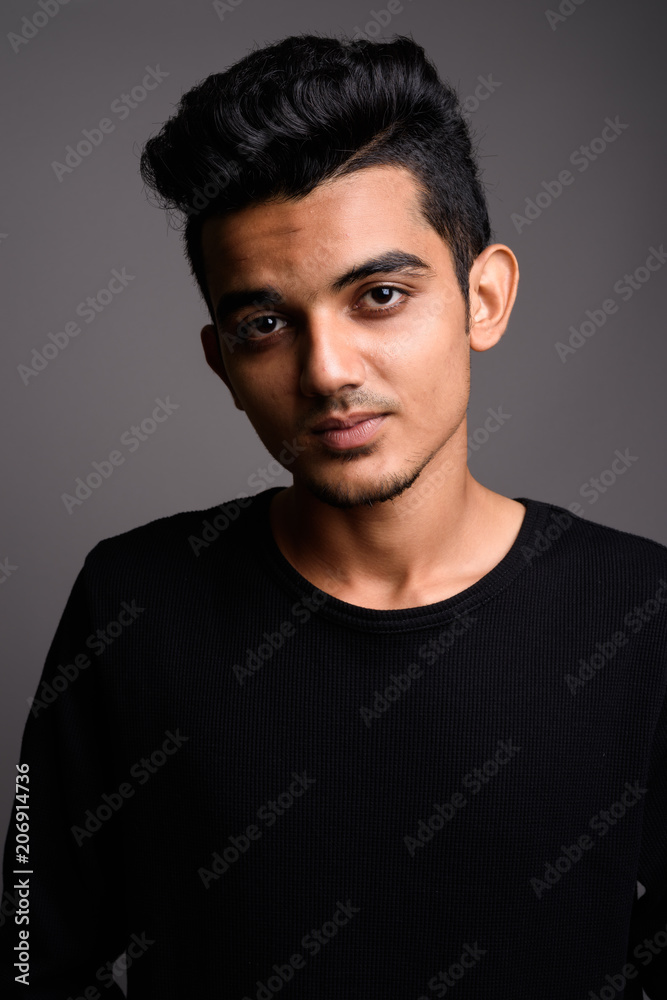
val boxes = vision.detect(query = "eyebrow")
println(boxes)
[214,250,435,327]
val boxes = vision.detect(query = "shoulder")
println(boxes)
[522,496,667,584]
[81,491,268,583]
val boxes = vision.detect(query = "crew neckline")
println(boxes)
[248,486,553,633]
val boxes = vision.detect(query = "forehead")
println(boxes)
[200,164,440,290]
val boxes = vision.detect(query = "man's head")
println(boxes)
[140,33,518,508]
[140,33,495,327]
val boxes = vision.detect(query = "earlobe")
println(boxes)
[200,324,245,411]
[468,244,519,353]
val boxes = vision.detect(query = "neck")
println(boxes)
[268,446,526,610]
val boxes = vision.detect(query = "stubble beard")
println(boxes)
[296,442,441,509]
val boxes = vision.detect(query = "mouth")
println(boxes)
[310,412,389,450]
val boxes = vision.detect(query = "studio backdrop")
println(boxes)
[1,0,666,896]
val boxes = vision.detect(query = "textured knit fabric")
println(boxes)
[1,486,667,999]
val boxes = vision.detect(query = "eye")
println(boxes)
[236,314,288,339]
[357,284,409,313]
[230,282,410,350]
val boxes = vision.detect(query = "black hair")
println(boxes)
[139,32,492,328]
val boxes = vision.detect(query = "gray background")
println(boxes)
[1,0,665,954]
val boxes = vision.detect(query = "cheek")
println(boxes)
[394,334,470,420]
[235,372,293,432]
[381,309,467,385]
[378,290,466,363]
[226,352,288,406]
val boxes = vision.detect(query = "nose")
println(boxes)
[298,311,366,398]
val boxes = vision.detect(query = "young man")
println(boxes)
[2,32,666,999]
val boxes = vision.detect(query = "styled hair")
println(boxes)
[139,32,492,327]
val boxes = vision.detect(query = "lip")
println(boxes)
[311,413,389,449]
[311,411,388,432]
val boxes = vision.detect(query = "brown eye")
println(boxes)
[239,315,287,338]
[369,286,398,305]
[358,285,409,312]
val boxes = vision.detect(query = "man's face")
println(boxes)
[200,164,475,508]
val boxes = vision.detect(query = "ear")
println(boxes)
[200,324,245,411]
[467,244,519,353]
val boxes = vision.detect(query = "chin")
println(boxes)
[298,462,430,510]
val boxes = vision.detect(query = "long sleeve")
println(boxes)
[0,561,128,997]
[3,490,667,996]
[626,682,667,1000]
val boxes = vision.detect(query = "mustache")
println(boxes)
[299,395,397,428]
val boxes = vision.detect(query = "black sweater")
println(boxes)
[2,487,667,999]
